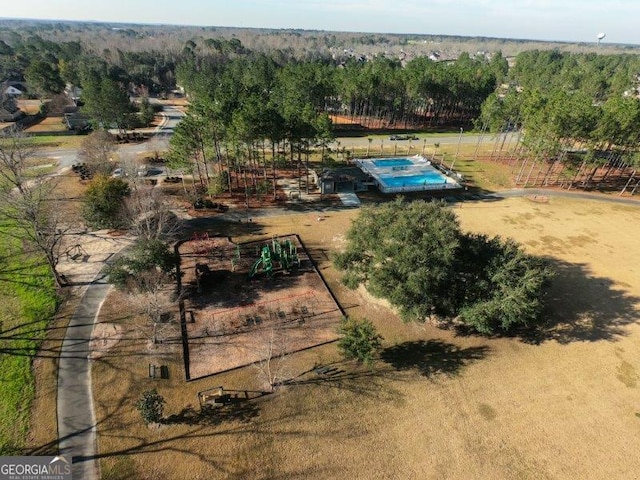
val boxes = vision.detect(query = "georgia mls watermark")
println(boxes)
[0,456,72,480]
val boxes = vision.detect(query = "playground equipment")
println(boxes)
[248,238,300,278]
[198,386,229,408]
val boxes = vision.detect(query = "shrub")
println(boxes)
[337,317,383,366]
[107,239,177,291]
[136,389,165,425]
[83,175,130,229]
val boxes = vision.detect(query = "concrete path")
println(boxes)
[57,280,111,480]
[55,235,131,480]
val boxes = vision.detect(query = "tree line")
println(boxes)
[478,50,640,192]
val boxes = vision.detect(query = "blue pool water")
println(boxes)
[380,171,448,187]
[355,155,457,192]
[372,158,413,168]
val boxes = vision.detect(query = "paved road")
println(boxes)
[43,104,186,168]
[330,132,516,149]
[43,128,503,169]
[57,280,111,480]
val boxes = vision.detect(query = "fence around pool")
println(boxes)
[354,155,460,193]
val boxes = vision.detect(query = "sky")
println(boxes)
[1,0,638,45]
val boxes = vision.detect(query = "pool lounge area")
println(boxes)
[353,155,460,194]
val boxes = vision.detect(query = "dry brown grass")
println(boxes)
[17,100,42,115]
[24,117,68,133]
[26,175,89,454]
[92,197,640,479]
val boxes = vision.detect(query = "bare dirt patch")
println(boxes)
[88,323,124,360]
[179,234,343,378]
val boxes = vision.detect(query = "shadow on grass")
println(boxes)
[453,259,640,345]
[286,340,490,400]
[181,216,265,238]
[283,361,405,403]
[380,340,490,378]
[532,259,640,344]
[164,399,262,426]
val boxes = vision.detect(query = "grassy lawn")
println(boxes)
[26,135,86,149]
[0,224,57,455]
[24,117,69,134]
[93,197,640,479]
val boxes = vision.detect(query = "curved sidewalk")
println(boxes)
[57,279,111,480]
[55,232,131,480]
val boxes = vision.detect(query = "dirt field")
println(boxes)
[179,235,343,379]
[92,196,640,480]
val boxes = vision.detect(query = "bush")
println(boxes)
[83,175,130,229]
[337,317,382,366]
[136,389,165,425]
[207,172,229,196]
[107,239,177,291]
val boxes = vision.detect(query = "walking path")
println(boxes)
[56,232,132,480]
[57,281,110,480]
[337,192,362,206]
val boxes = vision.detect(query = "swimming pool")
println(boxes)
[353,155,459,193]
[380,172,448,188]
[373,158,413,168]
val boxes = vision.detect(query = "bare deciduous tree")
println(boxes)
[117,150,144,190]
[78,130,118,176]
[253,327,293,390]
[0,129,71,288]
[147,135,169,162]
[124,186,181,241]
[127,271,178,345]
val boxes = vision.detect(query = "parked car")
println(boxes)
[390,134,419,140]
[111,168,124,178]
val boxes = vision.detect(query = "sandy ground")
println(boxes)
[90,196,640,480]
[57,230,134,286]
[180,235,343,379]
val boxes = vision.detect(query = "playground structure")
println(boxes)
[177,234,344,379]
[248,238,300,278]
[198,386,228,408]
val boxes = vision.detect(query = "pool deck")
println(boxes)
[354,155,460,194]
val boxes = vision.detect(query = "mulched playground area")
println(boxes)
[178,234,344,379]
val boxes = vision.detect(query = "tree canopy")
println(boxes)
[82,174,130,229]
[334,199,553,334]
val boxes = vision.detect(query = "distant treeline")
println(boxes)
[2,21,640,191]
